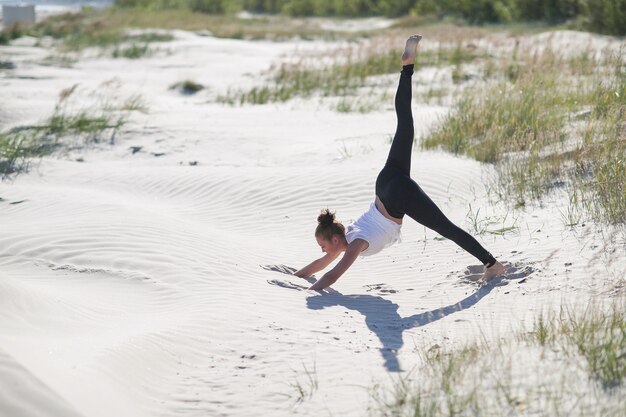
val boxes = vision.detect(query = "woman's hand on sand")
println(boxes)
[260,264,298,275]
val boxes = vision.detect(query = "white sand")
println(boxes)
[1,29,625,417]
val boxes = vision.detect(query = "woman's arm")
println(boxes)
[309,239,368,291]
[294,252,340,278]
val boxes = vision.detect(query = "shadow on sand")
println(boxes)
[262,262,533,372]
[306,282,505,372]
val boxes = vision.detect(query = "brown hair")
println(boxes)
[315,208,345,241]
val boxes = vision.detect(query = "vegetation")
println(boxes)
[422,45,625,225]
[112,42,154,58]
[218,42,480,106]
[0,11,173,54]
[0,8,336,50]
[0,132,45,178]
[0,61,16,70]
[0,86,137,178]
[1,5,621,226]
[371,300,626,416]
[112,0,626,35]
[0,22,25,45]
[169,80,205,94]
[531,304,626,389]
[0,0,623,51]
[289,362,319,404]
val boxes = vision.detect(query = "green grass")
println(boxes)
[45,111,124,140]
[112,42,153,58]
[372,300,626,417]
[118,94,148,112]
[423,72,569,164]
[0,10,174,53]
[422,46,625,225]
[0,133,48,178]
[0,87,133,178]
[465,204,519,236]
[111,0,626,36]
[568,305,626,389]
[218,43,481,106]
[530,305,626,389]
[0,7,339,51]
[0,22,26,45]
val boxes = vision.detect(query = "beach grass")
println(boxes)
[0,60,16,70]
[218,41,481,106]
[568,305,626,389]
[0,133,40,178]
[530,304,626,389]
[0,86,131,178]
[371,299,626,417]
[422,45,625,225]
[111,42,152,58]
[0,22,26,45]
[464,204,519,236]
[289,362,319,404]
[0,10,173,54]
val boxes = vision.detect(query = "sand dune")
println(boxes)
[1,29,624,416]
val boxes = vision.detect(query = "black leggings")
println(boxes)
[375,65,496,266]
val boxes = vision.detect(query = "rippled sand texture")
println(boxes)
[1,31,624,417]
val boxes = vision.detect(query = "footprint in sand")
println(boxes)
[459,261,536,284]
[363,283,398,295]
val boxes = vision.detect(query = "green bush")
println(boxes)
[115,0,188,8]
[189,0,241,14]
[0,23,26,45]
[583,0,626,36]
[106,0,626,34]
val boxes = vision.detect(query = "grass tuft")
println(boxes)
[112,42,153,59]
[170,80,205,95]
[0,85,134,179]
[0,23,26,45]
[289,361,318,404]
[566,304,626,389]
[0,133,42,178]
[0,61,16,70]
[372,300,626,417]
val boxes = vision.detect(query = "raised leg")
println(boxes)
[385,35,422,176]
[400,177,498,267]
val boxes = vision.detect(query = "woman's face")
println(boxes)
[316,235,342,257]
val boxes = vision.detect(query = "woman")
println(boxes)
[295,35,505,291]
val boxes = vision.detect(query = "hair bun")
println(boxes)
[315,208,346,240]
[317,208,336,226]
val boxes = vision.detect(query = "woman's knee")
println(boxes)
[430,217,463,239]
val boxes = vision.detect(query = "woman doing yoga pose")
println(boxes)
[295,35,505,291]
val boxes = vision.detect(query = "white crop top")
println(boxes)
[345,202,402,256]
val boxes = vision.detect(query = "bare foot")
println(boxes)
[479,261,505,284]
[401,34,422,65]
